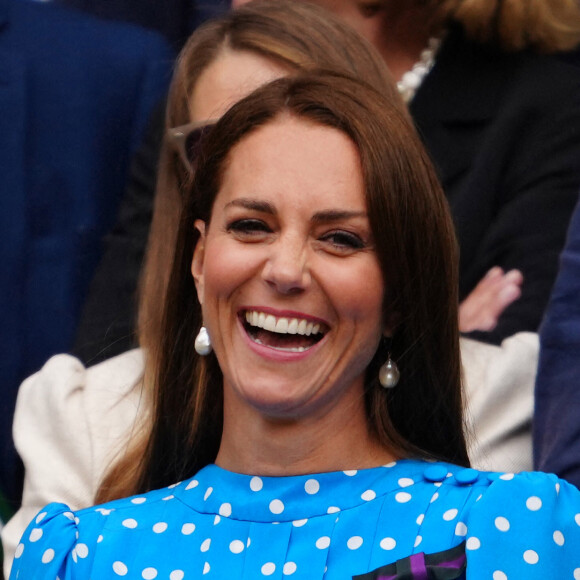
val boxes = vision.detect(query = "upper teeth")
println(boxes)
[245,311,321,336]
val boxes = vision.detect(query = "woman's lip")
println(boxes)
[238,306,329,326]
[237,316,327,362]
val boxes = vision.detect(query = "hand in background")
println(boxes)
[459,267,523,333]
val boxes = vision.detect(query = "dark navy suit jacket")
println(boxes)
[0,0,172,503]
[534,199,580,488]
[57,0,229,51]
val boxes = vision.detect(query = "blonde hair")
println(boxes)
[435,0,580,52]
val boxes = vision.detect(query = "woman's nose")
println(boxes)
[261,237,311,295]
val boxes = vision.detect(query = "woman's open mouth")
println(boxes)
[242,310,327,352]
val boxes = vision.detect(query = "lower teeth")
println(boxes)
[253,338,309,352]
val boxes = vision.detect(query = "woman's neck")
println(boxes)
[376,2,444,82]
[215,392,397,476]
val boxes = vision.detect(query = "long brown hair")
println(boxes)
[138,72,468,494]
[97,0,404,503]
[138,0,399,370]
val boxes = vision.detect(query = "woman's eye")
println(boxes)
[358,2,382,17]
[321,230,366,252]
[227,218,271,237]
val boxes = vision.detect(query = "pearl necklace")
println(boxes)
[397,36,442,103]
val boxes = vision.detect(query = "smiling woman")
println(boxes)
[191,116,387,448]
[9,72,580,580]
[164,72,465,484]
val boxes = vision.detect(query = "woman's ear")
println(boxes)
[191,220,206,305]
[382,309,400,338]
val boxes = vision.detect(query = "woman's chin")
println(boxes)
[224,371,327,420]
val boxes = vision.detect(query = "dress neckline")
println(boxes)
[173,459,449,523]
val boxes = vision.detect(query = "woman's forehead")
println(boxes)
[215,116,367,215]
[188,48,291,123]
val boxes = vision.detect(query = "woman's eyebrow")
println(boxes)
[311,210,368,223]
[225,198,276,214]
[224,200,367,223]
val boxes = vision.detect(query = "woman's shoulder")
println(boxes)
[427,461,579,503]
[456,470,580,576]
[9,502,85,577]
[397,460,580,523]
[9,484,185,578]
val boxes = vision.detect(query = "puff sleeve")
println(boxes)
[9,503,85,579]
[1,350,144,578]
[463,471,580,578]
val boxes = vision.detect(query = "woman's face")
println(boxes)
[189,47,291,122]
[192,116,388,421]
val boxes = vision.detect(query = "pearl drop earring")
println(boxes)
[379,355,400,388]
[194,326,212,356]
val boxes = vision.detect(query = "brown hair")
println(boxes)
[97,0,404,503]
[139,0,399,370]
[433,0,580,52]
[136,72,468,494]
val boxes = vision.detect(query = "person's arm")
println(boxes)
[534,199,580,487]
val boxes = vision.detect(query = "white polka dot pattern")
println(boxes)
[526,496,542,511]
[113,561,128,576]
[495,517,510,531]
[181,523,195,535]
[305,479,320,495]
[9,460,580,579]
[283,561,297,575]
[250,477,263,491]
[466,537,480,550]
[380,537,396,550]
[523,549,539,564]
[261,562,276,575]
[269,499,284,514]
[443,509,458,521]
[122,518,137,529]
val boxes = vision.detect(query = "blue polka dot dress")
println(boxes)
[9,459,580,579]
